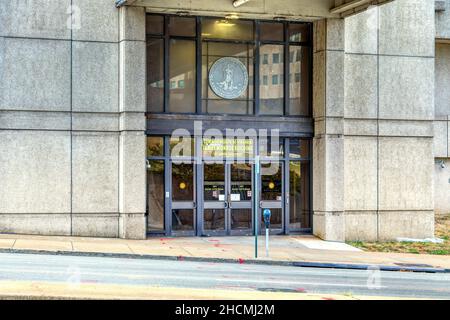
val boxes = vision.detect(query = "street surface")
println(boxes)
[0,252,449,299]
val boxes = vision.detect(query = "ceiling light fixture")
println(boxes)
[233,0,251,8]
[225,13,240,20]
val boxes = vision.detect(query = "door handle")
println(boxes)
[224,201,229,209]
[193,201,197,209]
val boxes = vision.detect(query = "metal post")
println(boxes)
[254,156,260,259]
[265,227,269,257]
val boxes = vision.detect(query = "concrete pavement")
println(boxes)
[0,234,449,272]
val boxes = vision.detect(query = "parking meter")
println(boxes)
[263,209,271,257]
[263,209,271,229]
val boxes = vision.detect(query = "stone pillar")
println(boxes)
[118,6,147,239]
[312,19,346,241]
[343,0,435,241]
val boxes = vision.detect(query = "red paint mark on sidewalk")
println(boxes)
[295,288,306,293]
[177,256,185,261]
[238,258,245,264]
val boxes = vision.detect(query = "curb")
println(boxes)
[0,248,448,274]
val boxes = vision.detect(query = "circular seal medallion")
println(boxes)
[209,57,248,100]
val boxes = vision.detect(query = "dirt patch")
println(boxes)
[348,214,450,255]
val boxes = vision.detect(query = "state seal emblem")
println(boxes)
[209,57,249,100]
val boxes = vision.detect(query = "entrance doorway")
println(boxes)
[203,163,253,236]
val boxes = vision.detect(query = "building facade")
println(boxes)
[0,0,447,241]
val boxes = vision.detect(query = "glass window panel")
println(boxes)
[261,162,282,201]
[289,46,310,116]
[202,18,254,41]
[147,136,164,157]
[170,137,194,158]
[202,138,254,159]
[260,22,284,41]
[289,139,310,159]
[289,162,310,229]
[259,138,284,158]
[147,160,165,232]
[204,164,225,201]
[172,209,194,231]
[231,209,252,230]
[169,16,196,37]
[231,164,252,201]
[147,38,164,113]
[172,163,194,201]
[169,39,196,113]
[204,209,225,231]
[146,15,164,35]
[202,42,254,115]
[260,44,284,115]
[289,23,310,42]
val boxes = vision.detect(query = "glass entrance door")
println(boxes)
[171,162,196,236]
[202,163,253,236]
[260,161,284,234]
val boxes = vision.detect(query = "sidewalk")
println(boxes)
[0,234,449,272]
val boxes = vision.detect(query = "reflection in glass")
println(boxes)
[202,138,254,160]
[204,164,225,201]
[146,15,164,35]
[172,163,194,201]
[231,209,252,230]
[169,16,196,36]
[147,160,164,232]
[289,46,310,116]
[260,44,284,115]
[169,40,196,113]
[202,18,253,41]
[231,164,252,201]
[172,209,194,231]
[260,208,282,230]
[289,23,310,42]
[260,22,284,41]
[289,139,310,159]
[147,136,164,157]
[204,209,225,231]
[259,138,284,158]
[289,162,310,229]
[147,38,164,113]
[202,42,254,115]
[261,162,282,201]
[170,137,194,158]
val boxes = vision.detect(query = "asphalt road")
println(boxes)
[0,252,449,299]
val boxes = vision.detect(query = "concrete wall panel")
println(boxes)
[379,0,435,57]
[379,137,434,211]
[0,111,71,131]
[0,38,71,112]
[436,0,450,39]
[0,214,71,236]
[345,7,378,54]
[434,121,449,157]
[344,212,378,241]
[344,54,378,119]
[435,159,450,214]
[436,43,450,118]
[72,132,119,214]
[344,137,378,211]
[0,0,71,39]
[379,56,434,120]
[378,211,435,240]
[71,214,119,238]
[0,131,71,214]
[72,41,119,113]
[72,0,119,42]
